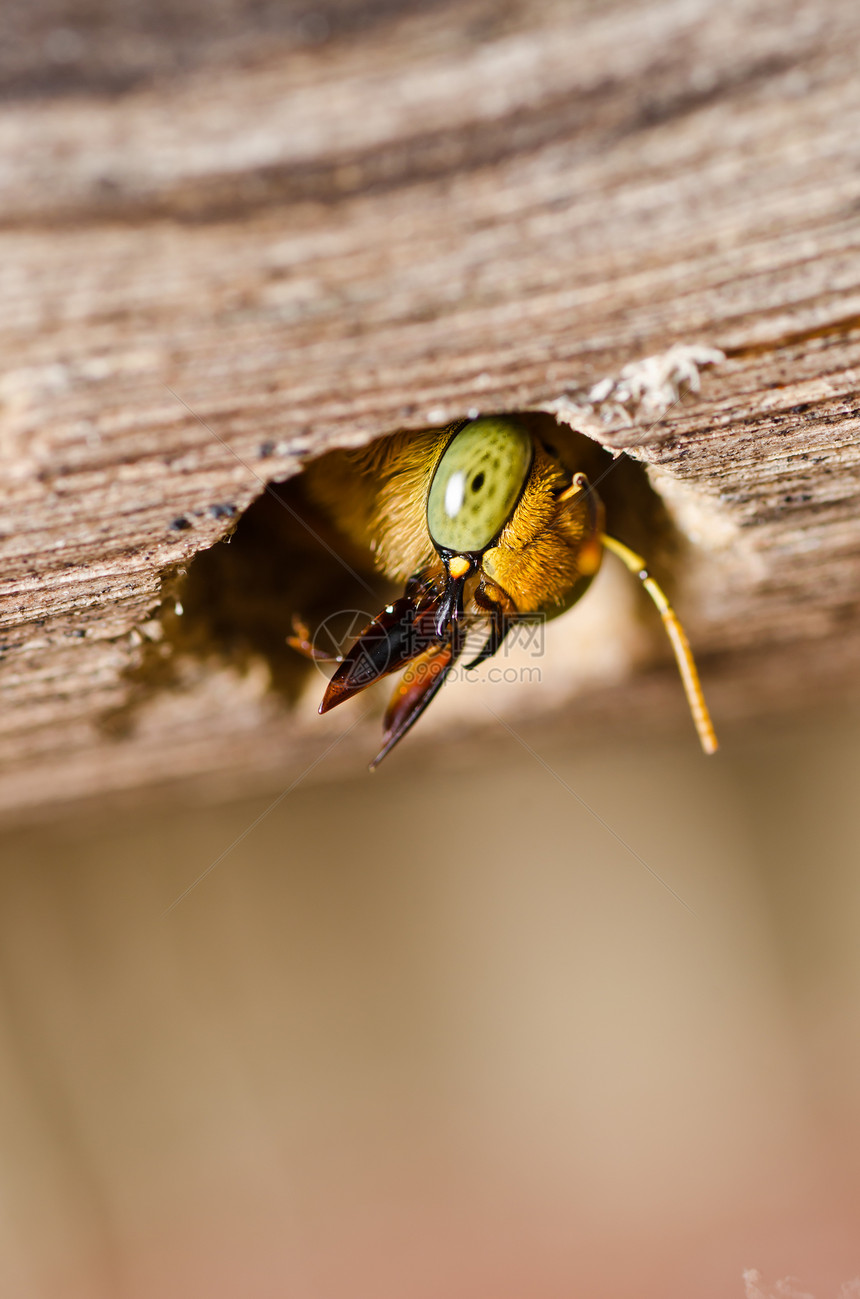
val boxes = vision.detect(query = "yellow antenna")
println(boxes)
[601,534,718,755]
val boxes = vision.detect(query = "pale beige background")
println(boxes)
[1,703,859,1299]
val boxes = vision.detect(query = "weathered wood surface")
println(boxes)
[2,0,860,821]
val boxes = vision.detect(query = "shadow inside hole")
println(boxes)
[124,413,681,727]
[166,476,393,704]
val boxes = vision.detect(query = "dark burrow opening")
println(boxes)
[137,412,682,713]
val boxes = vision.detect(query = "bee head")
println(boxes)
[426,417,603,617]
[426,417,534,560]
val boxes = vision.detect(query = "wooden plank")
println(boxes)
[2,0,860,819]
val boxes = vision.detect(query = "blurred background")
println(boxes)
[3,0,860,1294]
[2,702,860,1298]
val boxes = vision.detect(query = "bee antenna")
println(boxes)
[601,534,718,755]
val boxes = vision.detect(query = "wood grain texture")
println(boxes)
[2,0,859,820]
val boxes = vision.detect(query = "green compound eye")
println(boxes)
[427,418,533,554]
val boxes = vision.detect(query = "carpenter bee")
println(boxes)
[291,417,718,767]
